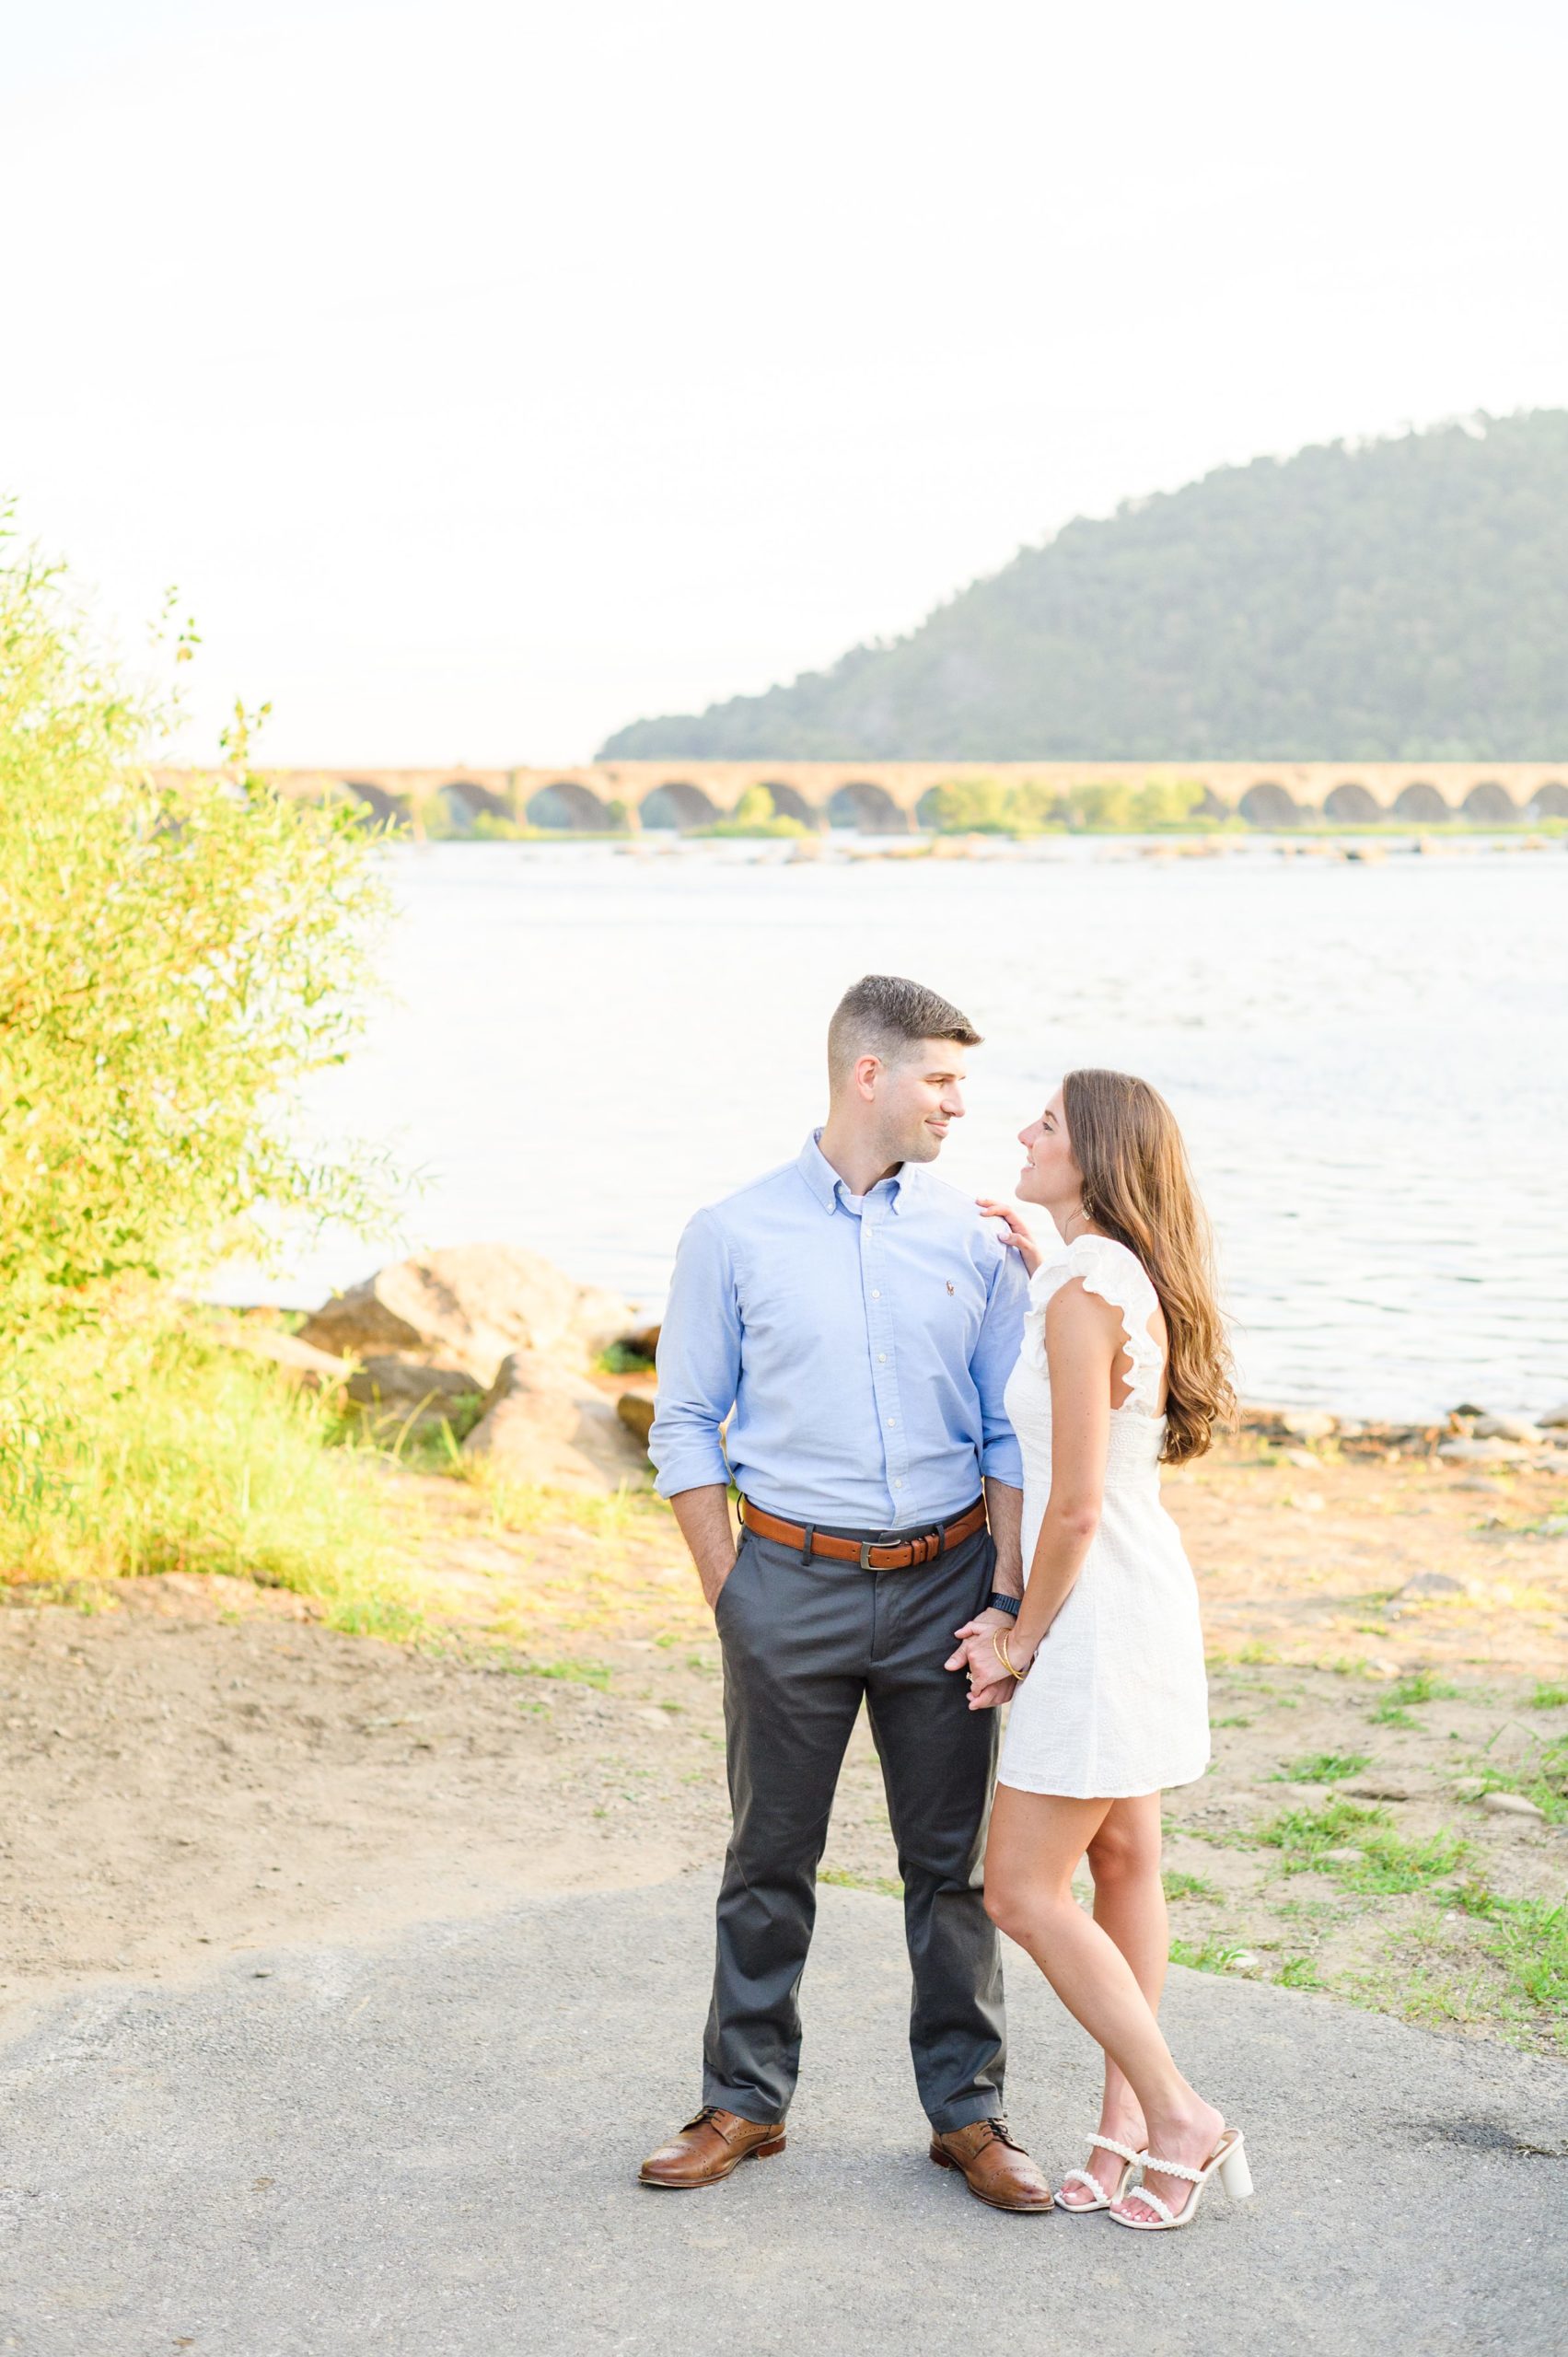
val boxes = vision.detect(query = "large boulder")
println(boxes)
[1438,1436,1532,1464]
[1470,1413,1548,1444]
[344,1356,483,1432]
[213,1321,353,1391]
[1239,1405,1338,1444]
[461,1352,650,1491]
[297,1246,633,1387]
[617,1392,656,1448]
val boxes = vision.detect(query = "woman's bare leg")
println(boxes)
[1052,1794,1167,2205]
[985,1784,1222,2223]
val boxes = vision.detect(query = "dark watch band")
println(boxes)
[987,1590,1021,1619]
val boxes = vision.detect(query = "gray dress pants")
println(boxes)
[703,1515,1006,2132]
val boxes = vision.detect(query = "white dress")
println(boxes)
[996,1233,1210,1799]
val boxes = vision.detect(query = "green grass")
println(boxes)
[1448,1882,1568,2041]
[0,1321,422,1638]
[1257,1796,1470,1893]
[1162,1869,1218,1901]
[1274,1955,1326,1989]
[1480,1509,1568,1541]
[1529,1683,1568,1711]
[1169,1933,1246,1972]
[1274,1750,1372,1784]
[467,1472,661,1540]
[508,1656,615,1691]
[1389,1669,1462,1705]
[362,1399,485,1474]
[594,1341,656,1376]
[820,1866,903,1898]
[1463,1730,1568,1826]
[1371,1670,1462,1728]
[1474,1898,1568,2020]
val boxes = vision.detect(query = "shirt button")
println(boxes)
[892,1479,904,1490]
[887,1417,897,1428]
[870,1289,880,1299]
[877,1352,886,1363]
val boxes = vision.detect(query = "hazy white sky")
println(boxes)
[5,0,1566,764]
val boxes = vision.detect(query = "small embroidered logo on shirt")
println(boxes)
[946,1281,955,1293]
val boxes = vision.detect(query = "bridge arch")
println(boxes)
[756,780,819,826]
[1393,781,1450,822]
[1530,781,1568,818]
[1238,780,1301,828]
[640,780,721,830]
[430,779,510,834]
[527,781,612,830]
[1323,782,1379,823]
[340,779,404,823]
[827,780,909,833]
[1462,780,1516,823]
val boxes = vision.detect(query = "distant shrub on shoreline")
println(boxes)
[693,784,809,838]
[923,773,1217,834]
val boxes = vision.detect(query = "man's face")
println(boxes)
[873,1039,968,1163]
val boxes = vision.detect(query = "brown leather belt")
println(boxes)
[738,1495,987,1571]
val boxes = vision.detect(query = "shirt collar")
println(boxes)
[796,1130,914,1215]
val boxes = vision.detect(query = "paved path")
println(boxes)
[3,1875,1566,2356]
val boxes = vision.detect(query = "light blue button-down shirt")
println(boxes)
[649,1132,1027,1530]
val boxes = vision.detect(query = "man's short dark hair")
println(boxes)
[828,974,981,1083]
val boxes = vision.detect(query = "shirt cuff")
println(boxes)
[979,1438,1024,1490]
[651,1434,733,1499]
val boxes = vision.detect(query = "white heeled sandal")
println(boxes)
[1109,2128,1253,2231]
[1056,2132,1144,2212]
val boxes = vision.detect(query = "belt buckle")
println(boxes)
[857,1539,877,1570]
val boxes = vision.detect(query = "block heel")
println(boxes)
[1109,2128,1253,2231]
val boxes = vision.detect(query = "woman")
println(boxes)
[948,1068,1251,2232]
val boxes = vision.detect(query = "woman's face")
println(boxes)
[1017,1085,1082,1206]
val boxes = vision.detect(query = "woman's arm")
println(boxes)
[954,1277,1119,1701]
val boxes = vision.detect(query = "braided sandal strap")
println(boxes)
[1088,2134,1144,2166]
[1117,2183,1178,2223]
[1059,2169,1109,2200]
[1139,2152,1206,2183]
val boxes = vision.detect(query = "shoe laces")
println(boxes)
[972,2117,1022,2154]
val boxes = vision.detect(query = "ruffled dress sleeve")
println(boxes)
[1019,1234,1164,1416]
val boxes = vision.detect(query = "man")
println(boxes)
[639,974,1052,2212]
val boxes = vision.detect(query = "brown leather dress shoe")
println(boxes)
[930,2118,1054,2212]
[639,2106,787,2189]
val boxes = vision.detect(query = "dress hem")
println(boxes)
[995,1762,1209,1800]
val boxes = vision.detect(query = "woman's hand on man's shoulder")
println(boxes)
[976,1196,1041,1276]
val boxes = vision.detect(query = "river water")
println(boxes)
[244,835,1567,1422]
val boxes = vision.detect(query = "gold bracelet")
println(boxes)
[993,1629,1023,1679]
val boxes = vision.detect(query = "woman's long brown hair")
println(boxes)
[1062,1068,1236,1464]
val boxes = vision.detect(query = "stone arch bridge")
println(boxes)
[194,761,1568,833]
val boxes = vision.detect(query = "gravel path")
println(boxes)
[3,1874,1566,2356]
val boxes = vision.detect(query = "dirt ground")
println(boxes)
[3,1435,1565,2050]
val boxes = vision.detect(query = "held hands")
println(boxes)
[976,1197,1042,1277]
[945,1609,1037,1712]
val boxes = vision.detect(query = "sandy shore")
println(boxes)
[3,1433,1564,2049]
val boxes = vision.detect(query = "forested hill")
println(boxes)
[599,413,1568,761]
